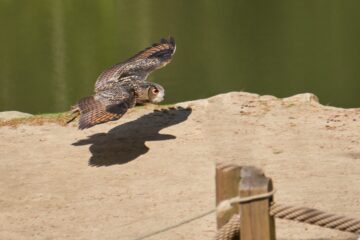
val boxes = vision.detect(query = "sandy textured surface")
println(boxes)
[0,92,360,240]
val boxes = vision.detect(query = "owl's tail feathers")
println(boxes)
[71,96,121,130]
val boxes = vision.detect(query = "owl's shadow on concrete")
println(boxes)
[72,107,192,167]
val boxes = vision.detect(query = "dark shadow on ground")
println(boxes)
[72,107,192,167]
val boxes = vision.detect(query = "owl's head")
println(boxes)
[136,82,165,104]
[148,83,165,103]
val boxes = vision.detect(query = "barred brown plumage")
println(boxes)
[68,37,176,129]
[75,96,124,130]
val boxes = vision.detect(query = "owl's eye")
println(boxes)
[152,88,159,94]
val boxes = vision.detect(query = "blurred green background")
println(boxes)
[1,0,360,114]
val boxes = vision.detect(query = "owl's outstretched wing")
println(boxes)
[126,36,176,62]
[75,87,135,129]
[95,37,176,92]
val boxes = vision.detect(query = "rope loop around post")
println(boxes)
[217,190,276,215]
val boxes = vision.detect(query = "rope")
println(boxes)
[123,192,359,240]
[270,203,360,234]
[215,214,240,240]
[216,202,360,240]
[133,209,215,240]
[217,190,276,215]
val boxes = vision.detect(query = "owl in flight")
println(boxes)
[70,37,176,129]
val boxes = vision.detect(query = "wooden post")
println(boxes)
[239,166,276,240]
[215,163,242,229]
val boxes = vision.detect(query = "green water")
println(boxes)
[1,0,360,113]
